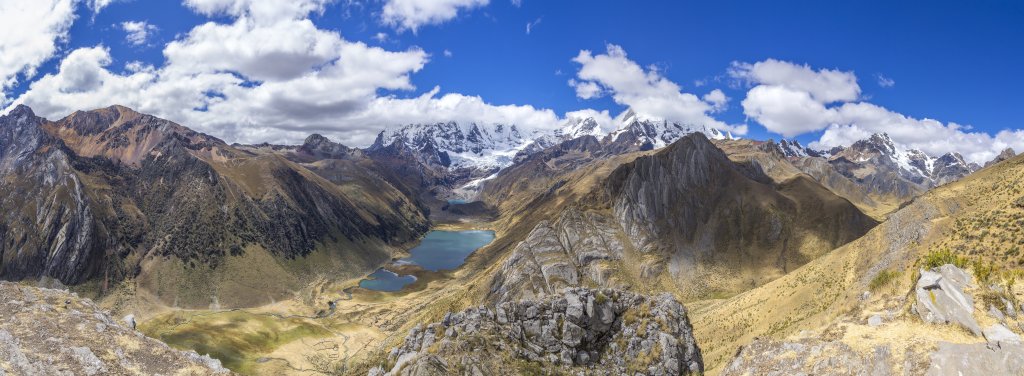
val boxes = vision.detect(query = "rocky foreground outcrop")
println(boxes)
[370,288,702,376]
[722,264,1024,376]
[0,282,230,375]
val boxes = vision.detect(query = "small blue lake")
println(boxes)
[358,269,416,292]
[358,230,495,291]
[447,199,468,205]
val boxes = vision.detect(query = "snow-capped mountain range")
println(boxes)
[369,121,530,172]
[776,133,979,186]
[368,111,979,201]
[368,109,734,175]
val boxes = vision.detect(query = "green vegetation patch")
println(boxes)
[140,310,332,373]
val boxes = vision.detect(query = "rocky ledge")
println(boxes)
[0,282,230,375]
[370,288,702,376]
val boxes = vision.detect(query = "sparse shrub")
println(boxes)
[973,261,996,285]
[594,291,608,304]
[920,248,969,269]
[869,269,901,292]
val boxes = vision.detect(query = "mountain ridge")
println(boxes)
[0,104,430,308]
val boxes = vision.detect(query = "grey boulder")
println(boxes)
[914,264,981,336]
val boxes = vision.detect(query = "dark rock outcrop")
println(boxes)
[296,133,359,160]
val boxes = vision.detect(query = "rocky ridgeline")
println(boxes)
[0,282,230,375]
[370,288,702,376]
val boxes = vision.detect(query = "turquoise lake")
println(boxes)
[358,230,495,292]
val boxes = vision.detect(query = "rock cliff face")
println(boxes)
[0,281,230,375]
[370,288,702,376]
[0,105,104,284]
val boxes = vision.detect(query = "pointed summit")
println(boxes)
[985,148,1017,168]
[298,133,354,159]
[560,117,604,139]
[618,108,638,125]
[7,104,36,118]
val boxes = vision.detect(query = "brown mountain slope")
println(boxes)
[0,105,428,308]
[713,139,895,219]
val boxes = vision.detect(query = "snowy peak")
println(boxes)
[831,132,978,186]
[558,117,604,139]
[618,108,639,125]
[778,139,810,158]
[607,109,731,151]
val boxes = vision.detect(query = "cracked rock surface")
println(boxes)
[370,288,702,376]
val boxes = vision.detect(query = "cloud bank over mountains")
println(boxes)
[0,0,1020,163]
[730,59,1024,163]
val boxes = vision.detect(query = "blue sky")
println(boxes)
[1,0,1023,162]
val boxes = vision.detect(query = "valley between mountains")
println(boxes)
[1,104,1021,375]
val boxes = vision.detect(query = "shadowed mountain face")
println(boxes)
[487,133,878,302]
[0,105,103,284]
[0,105,428,307]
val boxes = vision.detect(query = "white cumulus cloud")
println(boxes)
[381,0,488,32]
[183,0,333,23]
[570,43,745,135]
[730,59,860,103]
[0,0,77,104]
[702,89,728,113]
